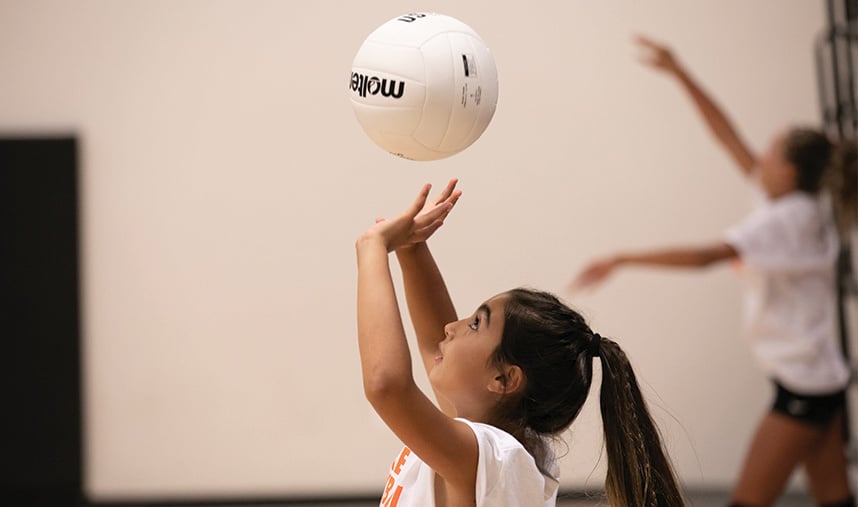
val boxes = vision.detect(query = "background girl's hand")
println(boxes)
[570,257,619,292]
[359,180,461,252]
[635,35,681,74]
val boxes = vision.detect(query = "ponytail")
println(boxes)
[784,127,856,235]
[597,336,684,506]
[491,289,685,504]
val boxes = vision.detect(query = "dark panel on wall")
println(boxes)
[0,137,84,505]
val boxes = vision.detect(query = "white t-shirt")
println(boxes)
[378,418,559,507]
[725,186,849,394]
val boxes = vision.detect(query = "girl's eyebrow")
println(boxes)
[477,304,491,328]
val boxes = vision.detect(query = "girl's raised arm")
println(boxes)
[636,35,757,176]
[355,184,478,497]
[395,179,462,416]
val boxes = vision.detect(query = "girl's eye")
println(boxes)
[469,317,480,331]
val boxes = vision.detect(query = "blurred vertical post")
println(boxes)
[815,0,858,457]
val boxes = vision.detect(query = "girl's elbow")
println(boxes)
[363,373,411,407]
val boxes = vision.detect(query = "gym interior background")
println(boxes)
[1,1,856,505]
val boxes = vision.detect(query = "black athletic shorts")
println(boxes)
[771,380,846,427]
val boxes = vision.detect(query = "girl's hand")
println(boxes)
[358,179,461,253]
[395,178,461,252]
[570,257,619,292]
[635,35,681,75]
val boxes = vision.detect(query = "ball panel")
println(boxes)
[351,42,426,84]
[437,32,498,152]
[360,130,449,161]
[350,100,425,140]
[364,13,480,48]
[411,33,456,150]
[411,30,499,153]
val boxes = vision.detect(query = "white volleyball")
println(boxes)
[349,12,499,161]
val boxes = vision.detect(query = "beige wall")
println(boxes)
[0,0,844,499]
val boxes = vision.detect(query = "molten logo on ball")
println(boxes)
[350,72,405,99]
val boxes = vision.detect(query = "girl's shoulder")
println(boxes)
[455,418,560,479]
[746,190,824,228]
[455,418,560,503]
[769,192,832,232]
[456,419,523,451]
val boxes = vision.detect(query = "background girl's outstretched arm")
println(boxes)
[356,184,478,495]
[636,35,757,176]
[571,242,738,291]
[395,179,462,416]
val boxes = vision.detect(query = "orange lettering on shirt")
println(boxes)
[392,447,411,475]
[381,474,395,504]
[382,447,410,506]
[385,485,403,507]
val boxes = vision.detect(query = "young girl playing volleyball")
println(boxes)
[573,36,857,507]
[356,179,684,506]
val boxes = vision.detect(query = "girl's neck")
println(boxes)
[765,186,800,200]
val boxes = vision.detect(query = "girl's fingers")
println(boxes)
[406,184,432,218]
[415,219,444,240]
[436,192,461,220]
[634,34,663,51]
[420,202,453,225]
[569,277,587,293]
[435,178,459,204]
[446,189,462,209]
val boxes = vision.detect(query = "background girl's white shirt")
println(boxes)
[725,185,849,394]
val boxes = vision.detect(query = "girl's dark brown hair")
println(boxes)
[785,127,857,233]
[488,288,684,506]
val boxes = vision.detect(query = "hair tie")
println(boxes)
[589,332,602,358]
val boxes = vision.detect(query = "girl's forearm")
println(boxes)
[395,243,456,353]
[356,239,414,398]
[672,66,756,174]
[617,244,734,268]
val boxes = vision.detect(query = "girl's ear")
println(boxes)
[488,365,524,395]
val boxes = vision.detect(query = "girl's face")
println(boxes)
[429,295,507,412]
[758,130,798,197]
